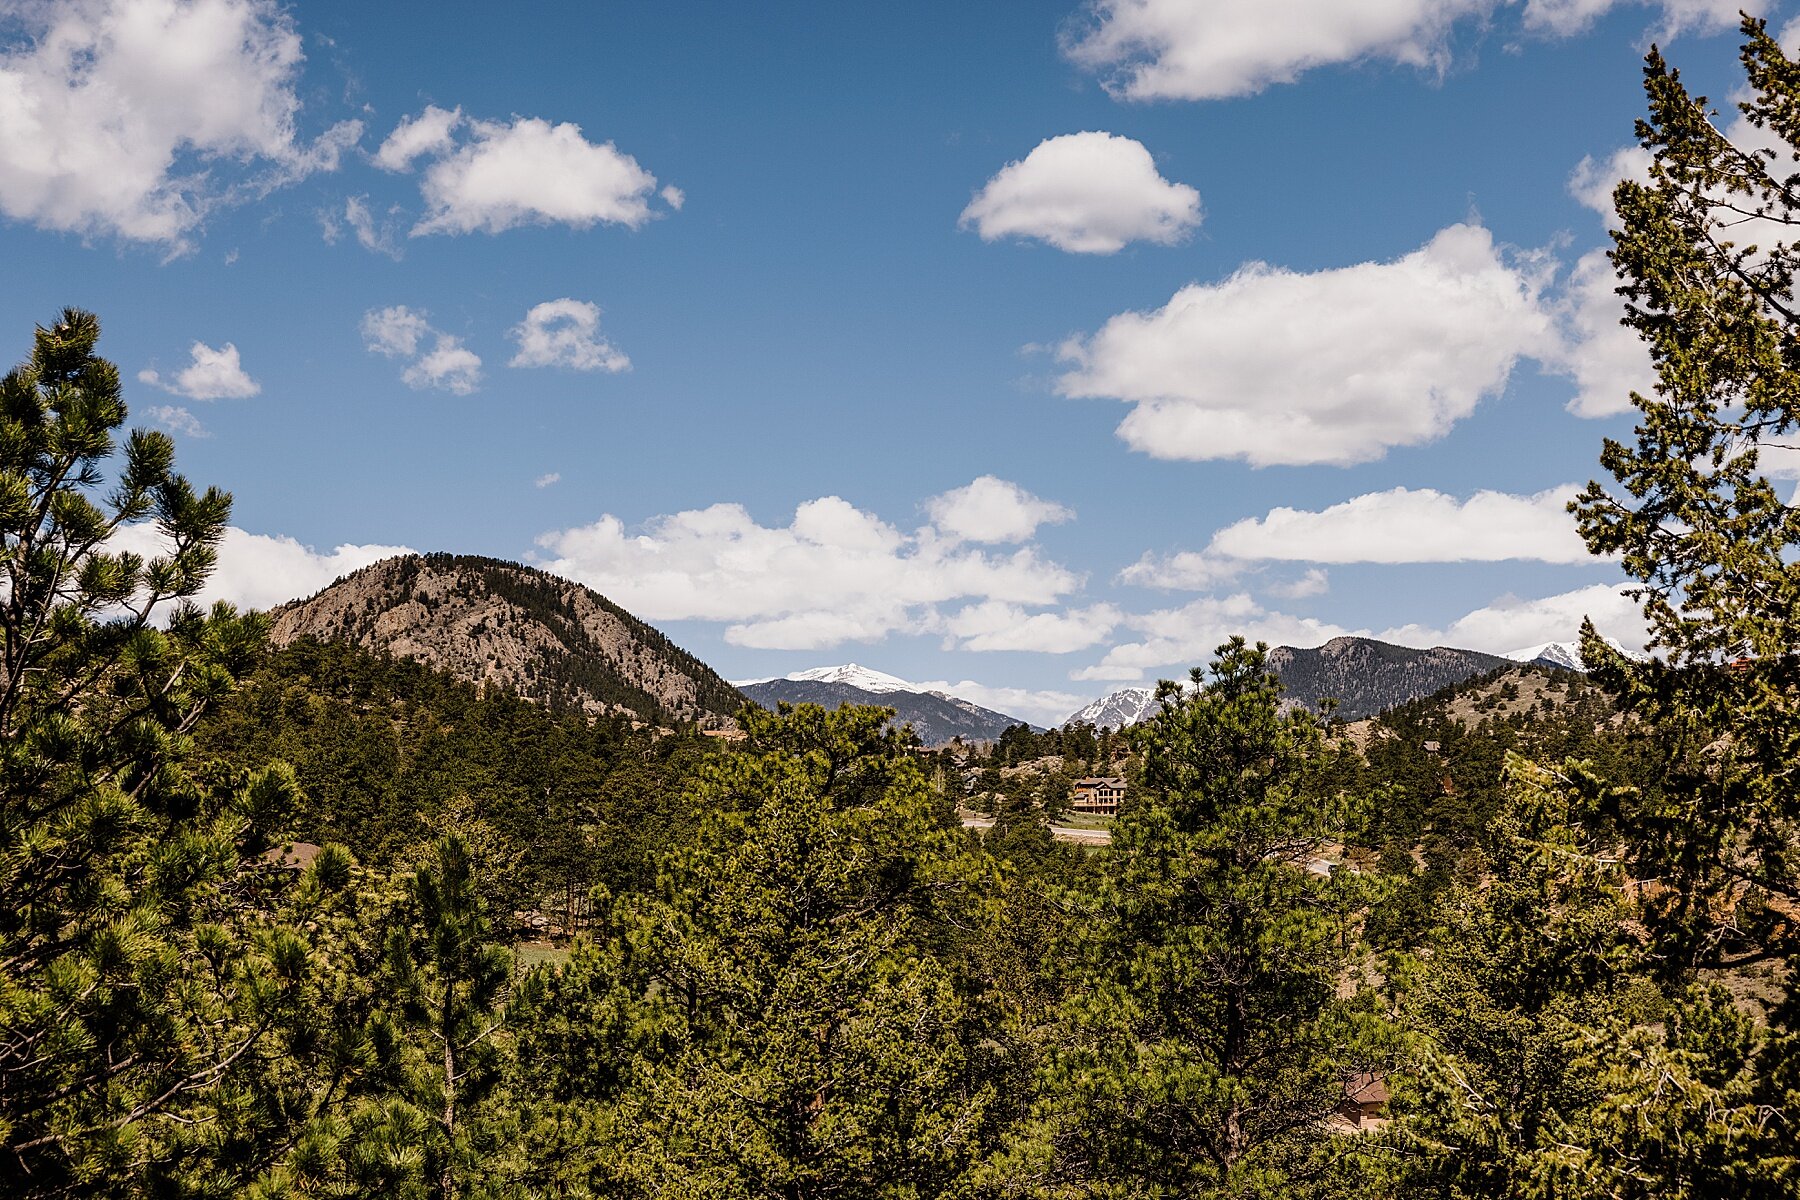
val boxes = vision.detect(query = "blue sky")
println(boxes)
[0,0,1778,723]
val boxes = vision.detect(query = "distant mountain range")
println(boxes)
[734,663,916,694]
[270,553,743,726]
[1264,637,1514,721]
[268,556,1627,743]
[1063,636,1541,729]
[743,637,1536,743]
[733,666,1031,746]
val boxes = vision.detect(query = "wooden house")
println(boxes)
[1070,775,1126,816]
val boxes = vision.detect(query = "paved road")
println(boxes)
[959,815,1112,845]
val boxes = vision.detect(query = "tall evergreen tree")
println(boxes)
[997,639,1381,1199]
[0,311,361,1196]
[594,703,998,1199]
[1574,15,1800,979]
[1391,18,1800,1193]
[377,836,516,1200]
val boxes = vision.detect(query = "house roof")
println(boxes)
[1344,1071,1390,1106]
[1073,776,1126,788]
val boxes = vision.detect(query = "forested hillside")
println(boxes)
[1266,636,1512,720]
[193,636,718,920]
[8,19,1800,1200]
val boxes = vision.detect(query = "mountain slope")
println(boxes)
[736,678,1028,746]
[269,553,743,725]
[1265,637,1511,721]
[1063,687,1157,730]
[1064,640,1515,729]
[1504,637,1645,671]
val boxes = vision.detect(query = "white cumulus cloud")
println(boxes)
[373,104,461,171]
[1522,0,1749,38]
[361,305,482,395]
[1268,568,1329,599]
[0,0,360,250]
[1547,248,1659,418]
[1206,484,1594,564]
[1060,0,1754,102]
[398,114,673,236]
[138,341,260,401]
[535,482,1085,652]
[110,523,412,613]
[360,305,430,358]
[1061,0,1496,100]
[1073,593,1354,681]
[960,131,1201,254]
[337,195,403,258]
[1118,549,1247,589]
[1568,146,1653,221]
[403,341,482,395]
[143,405,208,437]
[508,299,630,372]
[1056,223,1554,467]
[1379,582,1650,655]
[925,476,1073,543]
[940,600,1122,653]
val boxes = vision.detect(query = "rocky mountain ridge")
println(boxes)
[1059,638,1523,730]
[1264,637,1513,721]
[269,553,743,726]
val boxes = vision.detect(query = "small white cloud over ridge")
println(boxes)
[925,476,1072,543]
[535,480,1086,651]
[111,523,413,613]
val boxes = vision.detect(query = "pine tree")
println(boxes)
[1411,17,1800,1191]
[597,703,997,1199]
[374,836,515,1200]
[998,639,1382,1198]
[1574,16,1800,976]
[0,311,363,1195]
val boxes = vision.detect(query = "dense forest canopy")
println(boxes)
[7,18,1800,1198]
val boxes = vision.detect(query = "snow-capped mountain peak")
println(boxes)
[1062,687,1158,730]
[787,663,916,693]
[1504,637,1643,671]
[731,663,917,694]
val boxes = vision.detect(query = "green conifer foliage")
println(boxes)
[375,836,515,1200]
[1408,18,1800,1191]
[1574,16,1800,975]
[0,311,361,1196]
[999,638,1380,1199]
[602,703,996,1199]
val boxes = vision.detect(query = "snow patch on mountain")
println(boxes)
[731,663,917,694]
[1504,637,1643,671]
[1062,687,1158,730]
